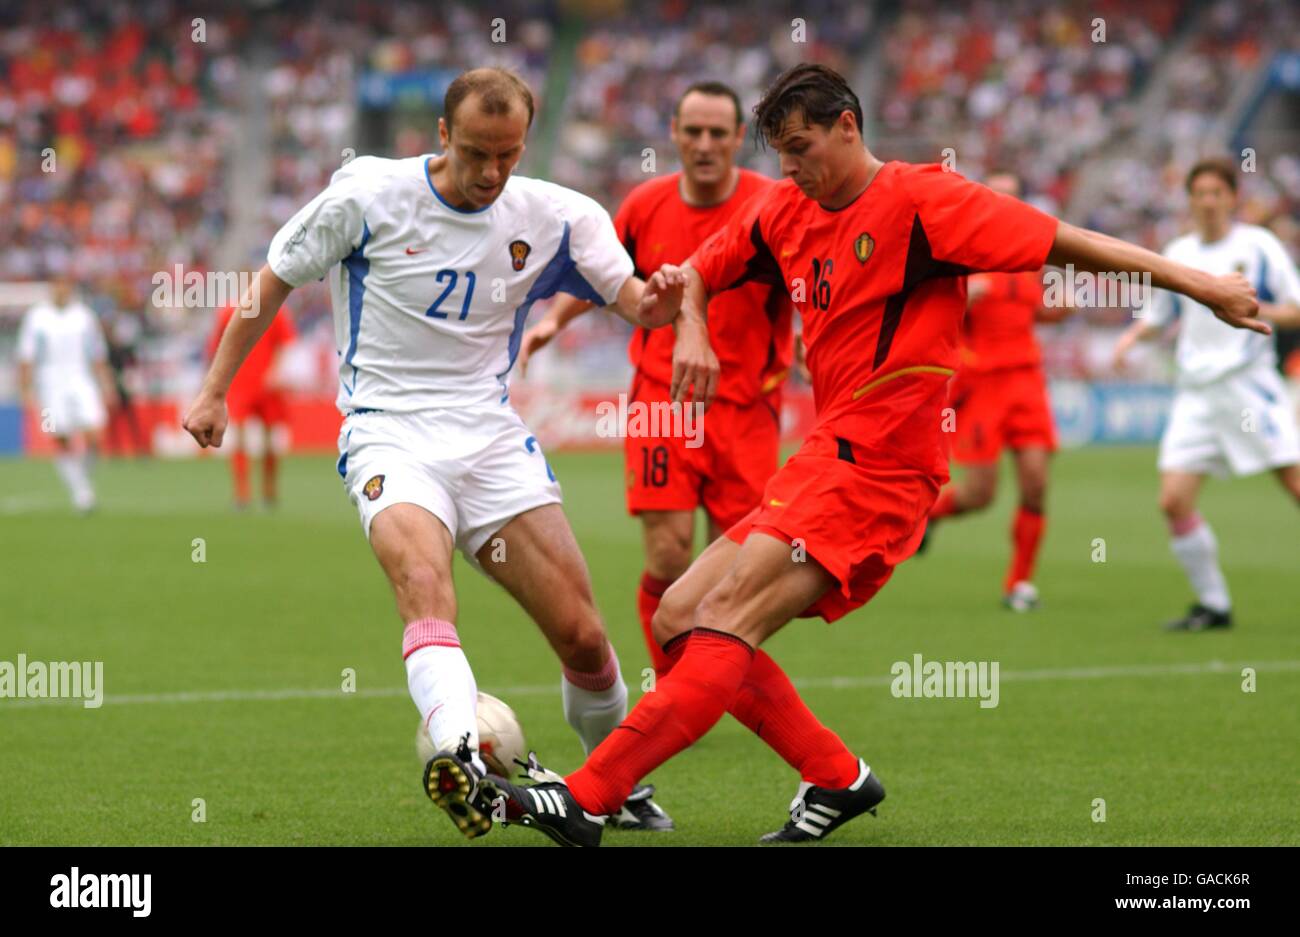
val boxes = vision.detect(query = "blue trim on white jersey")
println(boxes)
[336,428,352,480]
[341,221,372,396]
[425,158,491,214]
[1256,247,1275,303]
[495,221,606,400]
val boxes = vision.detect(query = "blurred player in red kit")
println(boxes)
[922,170,1071,611]
[475,64,1267,847]
[517,81,793,677]
[206,303,297,508]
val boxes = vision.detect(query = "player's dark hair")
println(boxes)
[444,67,535,134]
[752,63,864,149]
[1185,157,1237,193]
[675,80,744,128]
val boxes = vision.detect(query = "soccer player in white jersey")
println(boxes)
[1115,158,1300,630]
[17,277,116,512]
[183,68,712,838]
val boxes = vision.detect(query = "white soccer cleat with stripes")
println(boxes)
[759,758,885,843]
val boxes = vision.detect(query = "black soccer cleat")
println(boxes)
[422,736,494,840]
[478,753,606,847]
[608,784,675,832]
[1164,602,1232,632]
[759,758,885,844]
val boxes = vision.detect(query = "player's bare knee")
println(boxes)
[1019,484,1046,514]
[645,529,692,580]
[392,562,452,612]
[1158,490,1192,520]
[968,483,996,510]
[651,584,694,645]
[692,575,751,635]
[556,618,610,673]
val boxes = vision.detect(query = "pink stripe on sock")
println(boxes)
[402,618,459,659]
[564,644,619,692]
[1169,512,1202,537]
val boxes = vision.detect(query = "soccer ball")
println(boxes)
[414,691,526,777]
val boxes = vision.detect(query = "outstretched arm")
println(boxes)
[1047,222,1264,335]
[516,293,597,378]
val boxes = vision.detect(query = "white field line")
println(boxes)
[3,659,1297,711]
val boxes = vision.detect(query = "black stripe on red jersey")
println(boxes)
[623,230,647,281]
[874,215,968,369]
[720,219,786,294]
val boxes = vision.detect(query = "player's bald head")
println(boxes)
[443,67,535,136]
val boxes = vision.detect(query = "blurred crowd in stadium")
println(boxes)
[2,0,1298,431]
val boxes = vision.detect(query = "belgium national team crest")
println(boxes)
[363,474,385,502]
[854,232,874,264]
[509,239,531,271]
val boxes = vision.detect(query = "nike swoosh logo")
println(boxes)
[769,498,786,507]
[405,247,427,255]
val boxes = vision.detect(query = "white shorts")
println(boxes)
[38,380,106,436]
[336,405,562,563]
[1158,364,1300,477]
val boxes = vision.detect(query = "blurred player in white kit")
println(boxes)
[1115,157,1300,630]
[17,277,117,513]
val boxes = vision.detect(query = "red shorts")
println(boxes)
[624,374,781,530]
[227,389,290,425]
[725,424,941,623]
[949,365,1056,465]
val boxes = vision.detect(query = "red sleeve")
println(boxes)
[688,188,785,296]
[273,309,297,348]
[905,165,1057,273]
[206,306,232,361]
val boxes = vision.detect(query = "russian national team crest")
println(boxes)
[854,232,874,264]
[509,240,531,271]
[363,474,385,501]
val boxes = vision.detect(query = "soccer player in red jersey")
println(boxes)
[517,82,793,677]
[205,303,297,508]
[480,64,1267,846]
[923,170,1071,611]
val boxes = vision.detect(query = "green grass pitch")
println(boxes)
[1,446,1296,846]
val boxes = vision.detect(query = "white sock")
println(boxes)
[561,646,627,755]
[403,620,486,775]
[54,454,93,506]
[54,454,78,496]
[1170,520,1231,613]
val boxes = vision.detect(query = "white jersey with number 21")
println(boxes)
[268,154,634,413]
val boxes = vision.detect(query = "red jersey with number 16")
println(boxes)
[690,162,1057,478]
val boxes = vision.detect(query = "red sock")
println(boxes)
[231,450,250,503]
[565,629,753,815]
[658,635,858,788]
[262,450,278,502]
[1005,505,1045,593]
[637,572,673,677]
[929,487,960,519]
[729,649,860,788]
